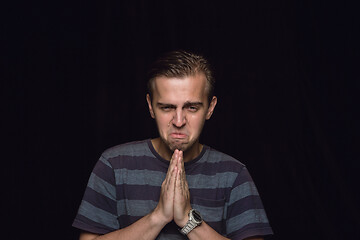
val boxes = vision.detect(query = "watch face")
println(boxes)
[192,210,202,222]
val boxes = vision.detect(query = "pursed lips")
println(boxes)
[170,132,187,138]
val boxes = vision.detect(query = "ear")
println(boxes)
[206,96,217,120]
[146,94,155,119]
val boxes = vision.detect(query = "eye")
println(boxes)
[187,106,199,112]
[160,106,173,112]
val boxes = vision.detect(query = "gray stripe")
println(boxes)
[114,169,237,189]
[117,199,158,216]
[115,169,165,186]
[192,203,224,222]
[187,172,238,189]
[88,173,116,201]
[99,155,112,168]
[103,141,153,159]
[228,181,259,205]
[226,209,269,235]
[78,200,119,230]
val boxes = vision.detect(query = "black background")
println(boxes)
[3,0,359,239]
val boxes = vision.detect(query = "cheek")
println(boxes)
[188,114,206,129]
[155,113,172,128]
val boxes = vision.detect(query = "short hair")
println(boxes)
[147,50,215,105]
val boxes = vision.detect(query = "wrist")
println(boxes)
[149,207,171,228]
[175,207,192,227]
[179,209,203,235]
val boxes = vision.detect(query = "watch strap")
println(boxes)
[180,209,202,235]
[180,219,198,235]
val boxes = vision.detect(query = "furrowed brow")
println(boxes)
[157,102,177,108]
[183,101,204,108]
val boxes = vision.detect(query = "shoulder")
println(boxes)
[204,147,246,171]
[101,139,152,160]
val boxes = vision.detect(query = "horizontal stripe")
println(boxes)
[78,200,119,230]
[114,169,238,189]
[88,173,116,201]
[102,140,154,159]
[110,155,168,171]
[116,184,161,201]
[115,184,229,203]
[202,149,244,165]
[226,195,264,219]
[92,159,115,185]
[228,181,259,206]
[226,209,269,235]
[115,169,166,186]
[192,196,226,208]
[73,213,115,234]
[227,222,273,239]
[187,172,238,189]
[109,155,245,176]
[99,155,112,168]
[83,187,117,215]
[117,199,158,216]
[192,202,224,222]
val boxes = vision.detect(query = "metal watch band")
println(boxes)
[180,220,198,235]
[180,209,203,235]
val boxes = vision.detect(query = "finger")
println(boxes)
[168,165,177,190]
[164,150,179,183]
[178,151,186,184]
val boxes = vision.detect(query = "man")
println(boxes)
[73,50,273,239]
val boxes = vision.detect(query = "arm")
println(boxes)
[187,223,264,240]
[78,150,180,240]
[173,152,265,240]
[172,151,229,240]
[79,211,167,240]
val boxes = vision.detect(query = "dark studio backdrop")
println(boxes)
[3,0,359,239]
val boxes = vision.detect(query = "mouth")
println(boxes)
[170,132,187,139]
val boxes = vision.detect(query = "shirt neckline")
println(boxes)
[146,139,208,168]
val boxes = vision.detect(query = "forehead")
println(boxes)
[152,73,208,103]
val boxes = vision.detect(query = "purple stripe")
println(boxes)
[187,161,245,176]
[116,184,161,201]
[92,160,115,185]
[227,222,273,239]
[108,155,168,172]
[232,167,254,187]
[83,187,117,215]
[115,184,231,203]
[190,187,230,202]
[72,214,116,234]
[227,195,264,218]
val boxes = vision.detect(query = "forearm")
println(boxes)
[187,222,264,240]
[186,221,230,240]
[80,211,167,240]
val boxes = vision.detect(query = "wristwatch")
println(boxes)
[180,209,203,235]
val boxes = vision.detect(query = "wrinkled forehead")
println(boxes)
[152,74,209,103]
[150,72,210,98]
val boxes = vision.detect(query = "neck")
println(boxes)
[151,138,203,162]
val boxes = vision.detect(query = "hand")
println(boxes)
[153,149,180,224]
[173,150,192,227]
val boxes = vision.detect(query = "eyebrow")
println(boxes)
[156,101,204,108]
[183,101,204,108]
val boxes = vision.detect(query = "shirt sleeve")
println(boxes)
[72,155,119,234]
[225,166,273,239]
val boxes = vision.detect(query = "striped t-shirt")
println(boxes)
[73,139,273,239]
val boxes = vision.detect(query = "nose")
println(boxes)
[172,109,186,128]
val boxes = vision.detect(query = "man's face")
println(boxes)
[147,73,217,154]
